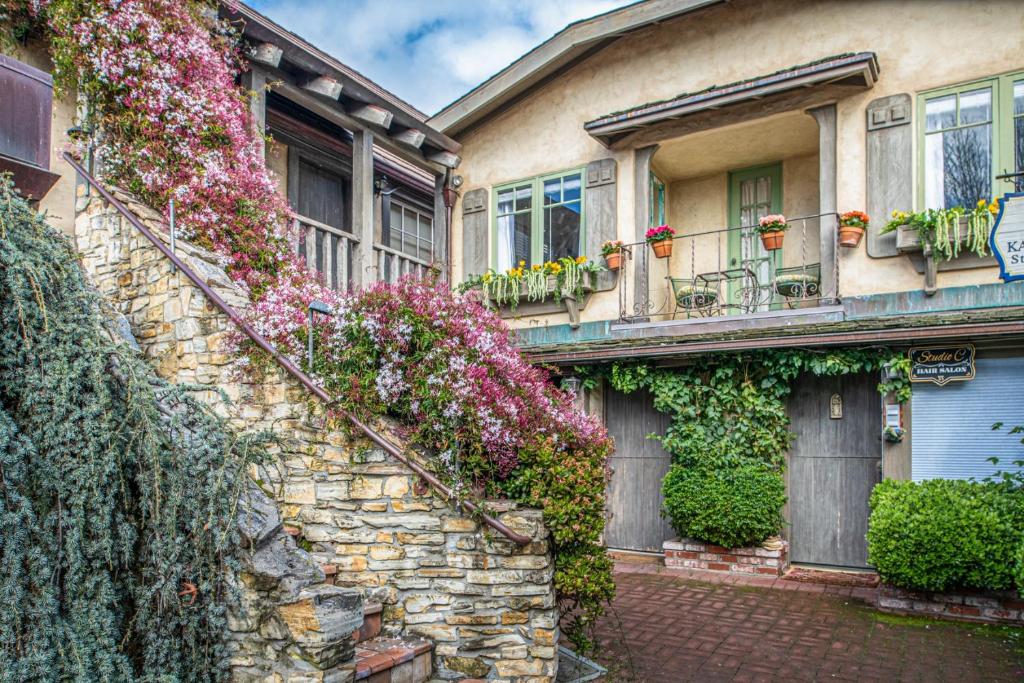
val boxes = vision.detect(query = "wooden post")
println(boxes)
[633,145,659,319]
[352,129,375,286]
[433,173,448,280]
[809,104,837,301]
[241,67,268,161]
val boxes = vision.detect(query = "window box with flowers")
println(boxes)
[458,256,604,328]
[646,225,676,258]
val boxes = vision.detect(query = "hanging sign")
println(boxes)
[909,344,975,386]
[990,193,1024,282]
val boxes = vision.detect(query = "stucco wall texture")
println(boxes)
[448,0,1024,329]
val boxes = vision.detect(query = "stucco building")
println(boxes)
[432,0,1024,569]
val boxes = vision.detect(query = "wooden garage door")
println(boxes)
[788,372,880,568]
[604,389,675,552]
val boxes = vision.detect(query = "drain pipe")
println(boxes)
[64,152,531,546]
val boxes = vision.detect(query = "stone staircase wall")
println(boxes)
[74,190,559,683]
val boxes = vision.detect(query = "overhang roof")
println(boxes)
[428,0,724,137]
[223,1,461,167]
[585,52,880,148]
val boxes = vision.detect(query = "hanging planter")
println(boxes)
[601,240,625,271]
[774,273,820,298]
[839,211,869,248]
[645,225,676,258]
[757,214,787,251]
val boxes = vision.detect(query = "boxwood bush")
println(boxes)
[662,460,785,548]
[867,479,1024,592]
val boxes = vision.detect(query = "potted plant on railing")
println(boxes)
[756,214,787,251]
[646,225,676,258]
[602,240,626,271]
[839,210,869,248]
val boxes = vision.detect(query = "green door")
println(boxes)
[728,163,782,310]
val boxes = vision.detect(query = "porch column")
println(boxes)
[352,129,375,286]
[241,67,267,161]
[433,173,449,280]
[809,104,838,302]
[633,145,658,318]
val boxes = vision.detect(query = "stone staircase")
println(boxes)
[352,602,433,683]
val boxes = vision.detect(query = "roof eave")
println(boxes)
[223,1,462,160]
[584,52,879,146]
[428,0,724,137]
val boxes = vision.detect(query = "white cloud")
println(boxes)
[247,0,634,115]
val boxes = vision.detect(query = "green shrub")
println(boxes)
[662,460,785,548]
[867,479,1024,592]
[1015,539,1024,594]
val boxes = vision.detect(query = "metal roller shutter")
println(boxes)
[911,356,1024,481]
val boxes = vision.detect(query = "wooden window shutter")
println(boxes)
[584,158,618,291]
[461,187,489,277]
[866,94,912,258]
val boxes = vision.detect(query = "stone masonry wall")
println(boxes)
[75,189,559,682]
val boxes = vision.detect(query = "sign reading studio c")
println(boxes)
[991,192,1024,282]
[909,345,976,386]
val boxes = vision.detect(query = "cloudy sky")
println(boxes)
[247,0,636,116]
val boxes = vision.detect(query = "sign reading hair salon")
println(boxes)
[909,345,975,386]
[991,193,1024,282]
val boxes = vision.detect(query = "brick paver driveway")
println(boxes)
[582,566,1024,682]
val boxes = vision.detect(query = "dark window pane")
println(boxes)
[514,185,532,211]
[544,201,581,262]
[924,124,991,208]
[1014,80,1024,115]
[1015,116,1024,192]
[297,160,346,230]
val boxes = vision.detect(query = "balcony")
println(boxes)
[617,213,839,324]
[296,213,435,291]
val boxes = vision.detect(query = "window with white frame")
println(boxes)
[920,71,1024,209]
[494,169,583,271]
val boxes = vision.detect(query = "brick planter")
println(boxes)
[664,537,789,577]
[878,585,1024,625]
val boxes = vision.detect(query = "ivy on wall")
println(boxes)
[588,348,909,547]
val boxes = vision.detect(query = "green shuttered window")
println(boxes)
[918,71,1024,209]
[492,169,585,271]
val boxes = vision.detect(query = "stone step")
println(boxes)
[353,601,383,643]
[355,636,432,683]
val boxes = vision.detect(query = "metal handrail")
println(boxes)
[629,211,840,247]
[65,152,531,546]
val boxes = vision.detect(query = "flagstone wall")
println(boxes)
[75,188,559,682]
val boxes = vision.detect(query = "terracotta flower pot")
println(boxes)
[650,240,673,258]
[838,225,865,247]
[604,252,622,270]
[759,231,785,251]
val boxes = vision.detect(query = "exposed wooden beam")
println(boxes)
[248,42,282,68]
[349,104,393,129]
[302,75,343,100]
[273,79,447,174]
[426,150,461,169]
[393,128,426,149]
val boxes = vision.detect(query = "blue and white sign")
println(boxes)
[990,192,1024,282]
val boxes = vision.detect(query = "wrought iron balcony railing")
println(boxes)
[618,212,839,323]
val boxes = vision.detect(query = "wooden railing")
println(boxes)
[374,243,433,283]
[296,214,357,292]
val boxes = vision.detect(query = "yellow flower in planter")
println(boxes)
[575,255,587,265]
